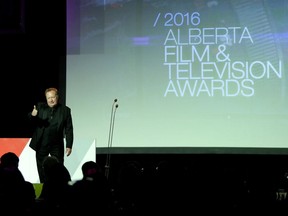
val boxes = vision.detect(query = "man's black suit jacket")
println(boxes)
[28,102,74,151]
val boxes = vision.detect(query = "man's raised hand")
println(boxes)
[31,105,38,116]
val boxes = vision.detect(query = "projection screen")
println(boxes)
[66,0,288,155]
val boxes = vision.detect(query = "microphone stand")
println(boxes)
[105,99,118,179]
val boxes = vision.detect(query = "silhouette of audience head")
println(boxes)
[41,155,71,183]
[71,160,113,214]
[0,151,36,214]
[0,151,19,170]
[42,155,59,172]
[0,151,25,183]
[81,160,102,179]
[38,155,72,213]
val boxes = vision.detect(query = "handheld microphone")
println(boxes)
[105,99,119,179]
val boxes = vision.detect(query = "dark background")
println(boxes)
[0,0,66,138]
[1,1,288,211]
